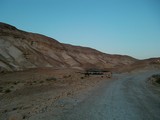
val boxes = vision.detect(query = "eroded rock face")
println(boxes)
[0,22,137,72]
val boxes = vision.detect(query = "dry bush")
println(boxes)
[46,77,57,81]
[5,89,11,93]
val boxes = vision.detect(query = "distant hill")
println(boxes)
[0,22,137,72]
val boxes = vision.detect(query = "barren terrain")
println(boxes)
[0,66,160,120]
[0,22,160,120]
[0,68,111,120]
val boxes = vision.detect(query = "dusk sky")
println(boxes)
[0,0,160,59]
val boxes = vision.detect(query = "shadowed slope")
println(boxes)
[0,22,137,72]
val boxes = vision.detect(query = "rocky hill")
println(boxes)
[0,22,137,72]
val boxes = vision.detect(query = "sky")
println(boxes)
[0,0,160,59]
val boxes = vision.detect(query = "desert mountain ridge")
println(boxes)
[0,22,150,72]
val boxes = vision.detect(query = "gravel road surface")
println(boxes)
[51,70,160,120]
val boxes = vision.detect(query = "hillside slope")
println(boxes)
[0,22,137,72]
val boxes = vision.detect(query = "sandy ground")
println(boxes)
[0,67,160,120]
[0,68,110,120]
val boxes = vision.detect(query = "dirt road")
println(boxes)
[45,70,160,120]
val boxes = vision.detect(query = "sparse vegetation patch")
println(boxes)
[150,74,160,85]
[46,77,57,81]
[81,77,84,79]
[5,89,11,93]
[39,80,44,83]
[0,86,3,92]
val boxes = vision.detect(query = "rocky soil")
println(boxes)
[0,68,112,120]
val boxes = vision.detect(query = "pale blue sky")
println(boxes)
[0,0,160,59]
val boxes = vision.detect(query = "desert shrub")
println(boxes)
[5,89,11,93]
[63,75,71,78]
[31,41,34,45]
[46,77,57,81]
[39,81,44,83]
[0,86,3,90]
[13,81,20,85]
[156,78,160,84]
[81,77,84,79]
[67,92,71,96]
[63,75,68,78]
[152,74,160,84]
[152,74,160,78]
[12,107,18,110]
[4,109,8,113]
[23,115,26,119]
